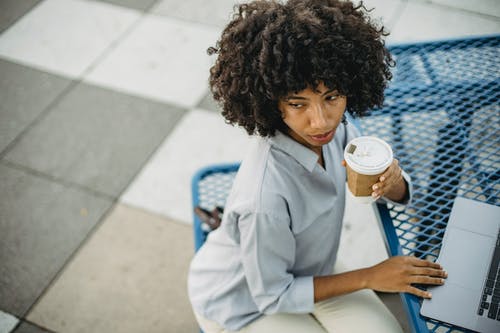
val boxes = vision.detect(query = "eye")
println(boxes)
[288,102,304,109]
[326,94,339,102]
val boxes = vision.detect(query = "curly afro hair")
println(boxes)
[208,0,394,137]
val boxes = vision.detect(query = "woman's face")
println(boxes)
[278,82,347,155]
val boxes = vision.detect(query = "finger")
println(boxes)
[372,178,390,192]
[380,160,401,183]
[406,286,432,299]
[341,160,346,167]
[372,183,384,197]
[379,159,397,181]
[373,160,400,195]
[412,267,448,278]
[410,275,445,285]
[408,257,443,269]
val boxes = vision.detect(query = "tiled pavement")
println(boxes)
[0,0,498,332]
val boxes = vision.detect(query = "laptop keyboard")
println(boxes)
[478,230,500,320]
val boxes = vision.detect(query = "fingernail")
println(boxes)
[444,271,448,278]
[427,292,432,298]
[440,279,445,284]
[373,185,378,190]
[380,176,385,181]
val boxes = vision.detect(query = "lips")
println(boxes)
[309,130,334,143]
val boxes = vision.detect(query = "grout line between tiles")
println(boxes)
[79,9,217,109]
[0,2,148,161]
[7,322,21,333]
[0,159,115,201]
[21,174,194,323]
[11,114,190,321]
[146,8,226,30]
[78,10,146,79]
[8,318,57,333]
[409,0,500,20]
[20,200,119,320]
[23,200,197,330]
[387,0,409,33]
[85,0,159,13]
[0,0,45,36]
[120,201,194,228]
[0,78,80,160]
[144,0,163,12]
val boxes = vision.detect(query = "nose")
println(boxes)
[309,103,328,129]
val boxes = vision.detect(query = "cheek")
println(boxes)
[282,110,306,129]
[332,102,347,122]
[283,117,300,133]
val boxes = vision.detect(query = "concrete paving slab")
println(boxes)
[152,0,405,30]
[0,310,18,333]
[356,0,406,30]
[338,188,389,271]
[0,0,140,78]
[196,92,220,113]
[151,0,244,28]
[0,0,41,34]
[85,13,220,109]
[27,204,198,333]
[121,108,251,223]
[388,1,500,44]
[11,321,52,333]
[90,0,158,12]
[430,0,500,18]
[0,59,71,154]
[0,163,113,317]
[4,83,184,197]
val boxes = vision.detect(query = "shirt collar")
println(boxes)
[267,131,319,173]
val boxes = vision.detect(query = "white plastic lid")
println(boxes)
[344,136,393,175]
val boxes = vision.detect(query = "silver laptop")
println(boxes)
[420,197,500,333]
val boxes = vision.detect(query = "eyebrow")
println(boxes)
[285,89,338,100]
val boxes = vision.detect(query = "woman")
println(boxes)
[188,1,447,332]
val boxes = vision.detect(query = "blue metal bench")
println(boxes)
[191,35,500,333]
[362,35,500,332]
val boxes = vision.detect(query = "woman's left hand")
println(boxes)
[371,158,407,202]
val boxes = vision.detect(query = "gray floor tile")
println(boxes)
[0,59,72,155]
[196,91,221,113]
[389,1,500,43]
[0,310,18,333]
[0,0,141,79]
[90,0,159,12]
[152,0,244,28]
[27,204,198,333]
[11,321,53,333]
[0,0,41,34]
[0,163,113,317]
[4,83,185,197]
[430,0,500,18]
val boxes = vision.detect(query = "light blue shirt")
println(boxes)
[188,122,411,331]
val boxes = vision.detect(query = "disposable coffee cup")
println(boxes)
[344,136,393,203]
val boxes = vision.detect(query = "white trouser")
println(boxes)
[194,262,403,333]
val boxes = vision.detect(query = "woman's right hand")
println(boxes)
[364,256,447,298]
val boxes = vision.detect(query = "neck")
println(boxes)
[314,147,324,168]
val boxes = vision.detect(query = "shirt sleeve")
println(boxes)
[237,210,315,315]
[344,119,362,145]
